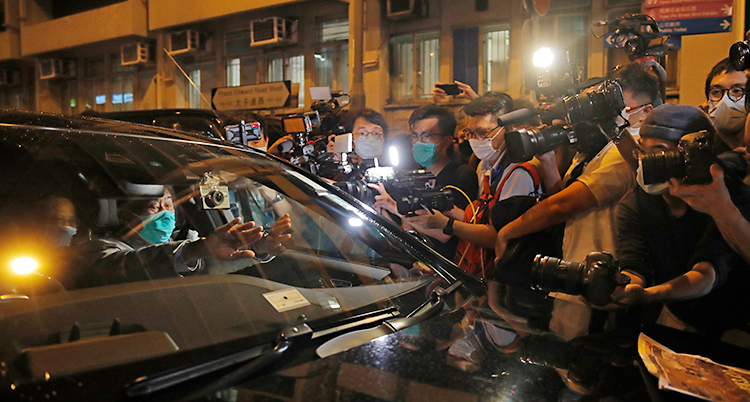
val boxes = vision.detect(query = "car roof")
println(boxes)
[0,109,227,145]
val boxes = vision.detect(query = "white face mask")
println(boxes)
[709,94,748,135]
[254,145,268,153]
[621,105,648,129]
[468,128,502,161]
[636,159,669,195]
[627,126,640,137]
[354,137,384,159]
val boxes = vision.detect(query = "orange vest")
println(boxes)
[455,162,540,277]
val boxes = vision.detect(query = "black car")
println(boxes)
[0,111,747,402]
[0,110,486,401]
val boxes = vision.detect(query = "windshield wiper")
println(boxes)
[125,323,312,397]
[315,280,463,358]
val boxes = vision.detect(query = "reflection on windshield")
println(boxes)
[0,126,438,381]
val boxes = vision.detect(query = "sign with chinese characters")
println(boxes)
[211,81,291,110]
[645,0,733,36]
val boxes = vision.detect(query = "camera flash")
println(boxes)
[533,47,554,69]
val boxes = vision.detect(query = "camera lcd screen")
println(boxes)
[283,117,307,133]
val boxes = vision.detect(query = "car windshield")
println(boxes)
[0,120,460,384]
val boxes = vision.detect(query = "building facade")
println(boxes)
[0,0,745,136]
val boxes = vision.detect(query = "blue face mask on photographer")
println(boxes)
[138,210,176,244]
[412,142,438,167]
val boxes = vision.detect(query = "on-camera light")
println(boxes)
[389,145,400,167]
[533,47,554,69]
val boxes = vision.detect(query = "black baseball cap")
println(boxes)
[640,104,716,144]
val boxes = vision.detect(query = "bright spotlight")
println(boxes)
[348,218,363,227]
[11,257,38,275]
[389,146,400,167]
[533,47,554,69]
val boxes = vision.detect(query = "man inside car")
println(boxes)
[67,189,292,289]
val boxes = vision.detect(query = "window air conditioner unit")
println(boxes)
[167,30,206,55]
[387,0,425,20]
[250,17,298,47]
[39,59,75,80]
[121,42,152,66]
[0,69,19,86]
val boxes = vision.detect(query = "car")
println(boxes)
[1,110,747,402]
[0,109,486,401]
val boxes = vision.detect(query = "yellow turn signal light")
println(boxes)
[11,257,39,275]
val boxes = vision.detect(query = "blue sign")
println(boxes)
[656,16,732,35]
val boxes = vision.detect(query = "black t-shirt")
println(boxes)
[428,160,478,260]
[617,186,750,334]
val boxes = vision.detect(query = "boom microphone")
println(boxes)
[497,108,536,127]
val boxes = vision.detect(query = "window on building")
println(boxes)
[268,54,305,108]
[226,57,259,87]
[227,58,241,87]
[315,17,349,94]
[84,57,107,112]
[390,31,440,101]
[111,53,135,112]
[483,25,510,93]
[188,68,201,108]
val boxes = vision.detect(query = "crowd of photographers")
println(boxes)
[258,50,750,350]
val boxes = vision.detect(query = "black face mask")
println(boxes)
[458,140,473,158]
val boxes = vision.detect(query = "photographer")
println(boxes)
[702,58,748,153]
[350,109,389,168]
[372,105,478,259]
[404,92,542,276]
[493,64,658,340]
[611,104,750,337]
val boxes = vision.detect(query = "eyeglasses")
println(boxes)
[354,130,384,139]
[708,85,745,102]
[409,132,443,142]
[623,104,649,114]
[462,126,499,140]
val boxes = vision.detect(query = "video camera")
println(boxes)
[224,120,262,147]
[730,39,750,71]
[505,80,626,163]
[594,14,668,61]
[531,251,630,306]
[335,168,454,216]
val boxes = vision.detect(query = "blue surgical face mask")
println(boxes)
[412,141,438,167]
[138,210,176,244]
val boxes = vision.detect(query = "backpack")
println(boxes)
[455,162,541,278]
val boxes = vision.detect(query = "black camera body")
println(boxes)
[639,131,714,185]
[531,251,628,306]
[730,40,750,71]
[224,121,262,147]
[505,81,625,163]
[335,169,454,216]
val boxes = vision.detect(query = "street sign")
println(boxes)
[645,0,732,36]
[211,81,291,110]
[655,17,732,35]
[646,0,729,6]
[646,1,732,21]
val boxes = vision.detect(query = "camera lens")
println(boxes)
[563,81,625,125]
[730,41,750,71]
[506,126,575,163]
[205,189,224,208]
[640,150,685,185]
[531,255,586,295]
